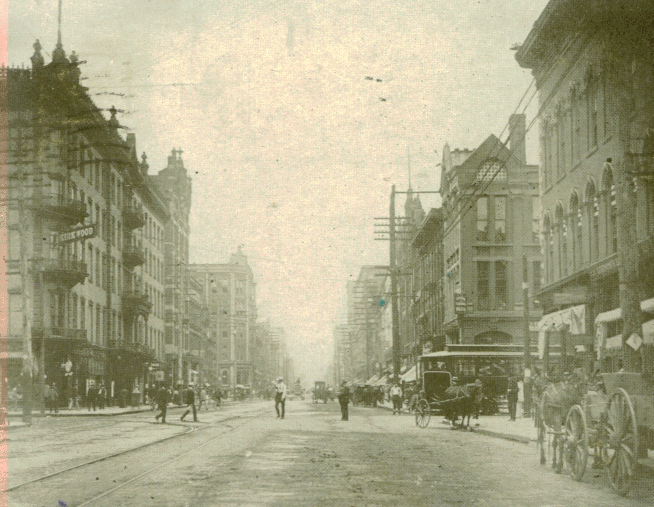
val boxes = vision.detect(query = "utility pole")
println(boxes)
[522,254,532,416]
[17,116,34,424]
[390,186,401,380]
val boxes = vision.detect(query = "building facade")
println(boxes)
[4,40,170,408]
[516,0,654,374]
[151,150,192,388]
[189,248,257,396]
[440,114,542,352]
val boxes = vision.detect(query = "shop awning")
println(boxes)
[538,304,586,335]
[374,375,389,386]
[400,366,416,382]
[641,297,654,313]
[365,375,379,385]
[595,308,622,324]
[642,320,654,345]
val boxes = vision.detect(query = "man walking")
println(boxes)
[338,380,350,421]
[155,385,170,423]
[390,382,403,415]
[180,383,199,422]
[507,376,519,421]
[274,377,287,419]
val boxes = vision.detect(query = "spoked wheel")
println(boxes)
[605,388,638,496]
[564,404,589,481]
[415,399,431,428]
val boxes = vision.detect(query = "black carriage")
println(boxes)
[414,371,452,428]
[312,381,330,403]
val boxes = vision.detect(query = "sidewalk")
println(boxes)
[377,400,537,444]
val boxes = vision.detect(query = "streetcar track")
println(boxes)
[6,407,269,494]
[75,409,268,507]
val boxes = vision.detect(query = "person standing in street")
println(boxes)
[181,383,198,422]
[507,376,519,421]
[199,386,208,411]
[48,383,59,413]
[338,380,350,421]
[390,382,403,415]
[274,377,287,419]
[155,385,170,423]
[87,382,97,411]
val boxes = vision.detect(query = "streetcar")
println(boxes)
[419,344,558,408]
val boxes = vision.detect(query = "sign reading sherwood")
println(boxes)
[58,224,97,244]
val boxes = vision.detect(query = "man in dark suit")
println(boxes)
[155,385,170,423]
[180,383,198,422]
[338,380,350,421]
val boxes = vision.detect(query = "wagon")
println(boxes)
[564,372,654,495]
[312,381,331,403]
[414,371,452,428]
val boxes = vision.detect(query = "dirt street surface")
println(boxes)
[7,400,654,506]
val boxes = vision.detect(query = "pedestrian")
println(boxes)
[338,380,350,421]
[274,377,287,419]
[390,382,403,415]
[87,382,97,411]
[215,387,222,408]
[97,383,107,409]
[155,385,170,423]
[43,383,52,413]
[199,386,208,411]
[48,383,59,413]
[180,383,198,422]
[507,376,519,421]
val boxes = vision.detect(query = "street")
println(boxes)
[6,399,654,506]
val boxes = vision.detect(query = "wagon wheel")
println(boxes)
[564,404,589,481]
[415,399,431,429]
[605,388,638,496]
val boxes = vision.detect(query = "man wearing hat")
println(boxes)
[338,380,351,421]
[274,377,287,419]
[181,383,198,422]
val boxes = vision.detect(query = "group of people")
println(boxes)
[153,382,222,424]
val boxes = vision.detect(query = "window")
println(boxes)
[89,301,94,343]
[570,192,582,270]
[532,197,540,244]
[533,260,542,293]
[476,197,488,241]
[477,261,490,311]
[476,160,506,181]
[494,197,506,242]
[494,261,508,310]
[588,81,598,149]
[556,204,566,278]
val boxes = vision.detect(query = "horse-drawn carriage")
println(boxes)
[537,370,654,496]
[312,381,333,403]
[414,371,483,430]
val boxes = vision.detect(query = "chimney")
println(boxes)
[509,114,526,164]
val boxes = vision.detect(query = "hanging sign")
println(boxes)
[58,224,97,244]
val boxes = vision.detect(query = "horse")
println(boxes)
[441,384,481,430]
[536,371,586,473]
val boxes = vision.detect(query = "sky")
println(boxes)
[8,0,550,384]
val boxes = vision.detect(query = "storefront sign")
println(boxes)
[58,224,97,244]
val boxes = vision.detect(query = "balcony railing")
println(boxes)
[108,339,154,358]
[123,204,146,230]
[122,289,152,318]
[123,242,146,269]
[29,194,88,226]
[32,327,88,342]
[31,257,88,287]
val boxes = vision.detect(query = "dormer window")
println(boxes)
[476,159,506,182]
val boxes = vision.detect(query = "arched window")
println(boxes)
[602,164,617,254]
[543,213,553,284]
[569,191,582,270]
[585,178,599,263]
[556,203,567,278]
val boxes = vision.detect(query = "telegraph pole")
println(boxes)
[17,115,34,424]
[390,185,401,380]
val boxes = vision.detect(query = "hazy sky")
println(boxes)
[8,0,549,382]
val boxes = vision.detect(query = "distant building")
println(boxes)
[189,247,257,396]
[151,149,192,387]
[440,114,541,357]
